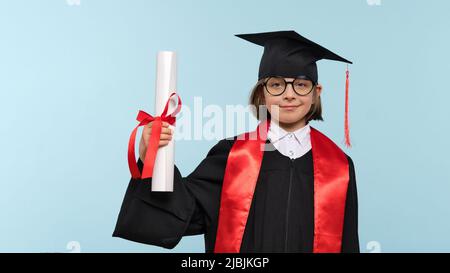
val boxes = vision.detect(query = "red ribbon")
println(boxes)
[127,92,182,179]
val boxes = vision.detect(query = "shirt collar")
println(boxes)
[267,120,311,146]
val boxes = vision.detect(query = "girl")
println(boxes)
[113,30,359,253]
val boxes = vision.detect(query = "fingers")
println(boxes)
[142,121,173,149]
[160,127,173,134]
[158,140,170,147]
[145,123,172,135]
[159,132,172,140]
[147,121,170,129]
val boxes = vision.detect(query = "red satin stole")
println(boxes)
[214,120,350,253]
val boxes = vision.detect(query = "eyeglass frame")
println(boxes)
[262,75,317,96]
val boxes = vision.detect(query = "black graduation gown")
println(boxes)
[113,137,360,253]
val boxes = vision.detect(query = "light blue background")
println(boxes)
[1,0,449,253]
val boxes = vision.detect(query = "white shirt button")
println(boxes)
[267,120,312,160]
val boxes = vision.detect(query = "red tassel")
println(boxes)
[344,66,351,148]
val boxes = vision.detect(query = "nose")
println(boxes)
[283,83,297,100]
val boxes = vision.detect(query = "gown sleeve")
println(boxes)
[112,138,233,249]
[341,155,360,253]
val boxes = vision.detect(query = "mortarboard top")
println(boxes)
[235,30,352,83]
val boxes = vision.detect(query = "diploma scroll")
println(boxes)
[151,51,177,192]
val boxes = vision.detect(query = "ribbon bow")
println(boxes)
[127,92,182,179]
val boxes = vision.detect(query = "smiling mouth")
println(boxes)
[279,105,300,109]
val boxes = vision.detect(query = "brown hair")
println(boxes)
[248,78,323,123]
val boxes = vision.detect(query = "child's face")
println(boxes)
[264,77,322,125]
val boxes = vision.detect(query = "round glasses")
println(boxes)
[263,76,315,96]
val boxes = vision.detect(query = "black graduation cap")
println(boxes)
[235,30,352,83]
[235,30,353,147]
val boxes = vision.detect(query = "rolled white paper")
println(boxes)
[151,51,177,192]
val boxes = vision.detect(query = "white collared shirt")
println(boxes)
[267,120,312,159]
